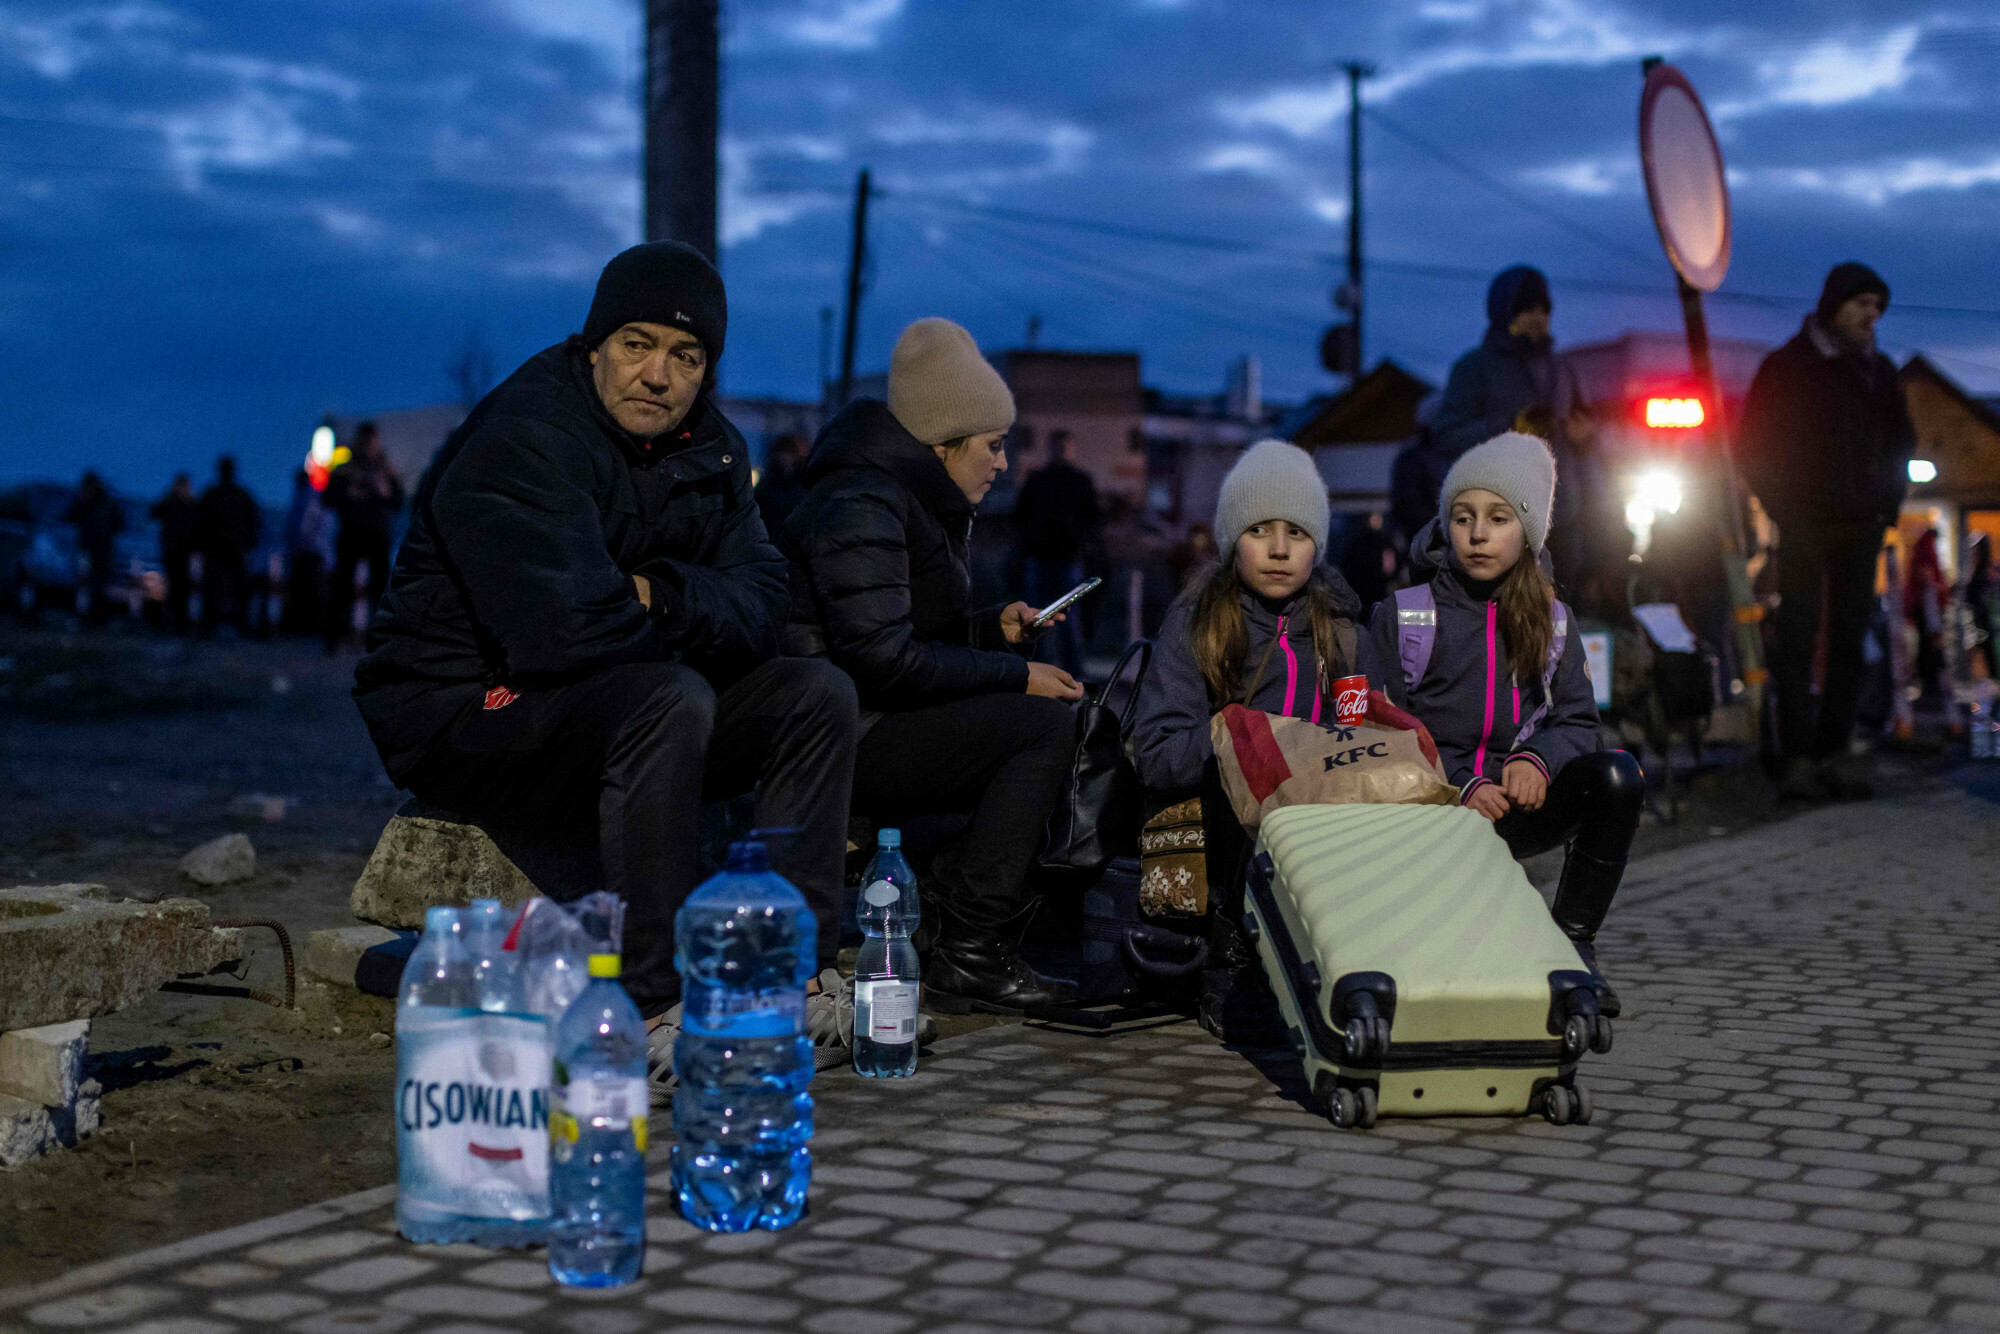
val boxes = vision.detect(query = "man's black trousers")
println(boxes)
[851,692,1074,928]
[407,658,858,1015]
[1773,520,1881,762]
[328,526,393,647]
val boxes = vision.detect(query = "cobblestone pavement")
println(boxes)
[4,787,1998,1334]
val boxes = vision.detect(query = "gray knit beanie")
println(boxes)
[886,318,1016,445]
[1438,431,1557,552]
[1214,439,1330,553]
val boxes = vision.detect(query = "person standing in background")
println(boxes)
[282,468,334,636]
[324,422,404,651]
[1905,528,1946,702]
[151,473,200,632]
[64,471,125,626]
[196,455,260,636]
[1339,511,1397,619]
[1737,262,1915,800]
[754,432,810,535]
[1012,430,1100,675]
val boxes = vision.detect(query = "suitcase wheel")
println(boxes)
[1561,1014,1593,1062]
[1590,1015,1614,1055]
[1541,1082,1593,1126]
[1314,1077,1378,1131]
[1356,1083,1378,1129]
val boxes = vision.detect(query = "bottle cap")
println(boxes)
[587,953,621,978]
[423,906,461,932]
[878,828,901,849]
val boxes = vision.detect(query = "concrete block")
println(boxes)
[0,1019,88,1106]
[303,926,401,987]
[0,1078,102,1166]
[349,816,536,930]
[0,883,242,1031]
[180,832,257,886]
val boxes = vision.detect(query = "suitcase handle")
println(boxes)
[1122,925,1209,978]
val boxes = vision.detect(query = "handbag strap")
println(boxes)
[1101,637,1155,733]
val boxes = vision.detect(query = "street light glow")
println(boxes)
[1908,458,1938,483]
[1644,397,1705,429]
[1635,469,1684,516]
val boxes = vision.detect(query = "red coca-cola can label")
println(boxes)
[1333,676,1370,725]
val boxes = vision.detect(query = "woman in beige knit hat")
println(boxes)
[778,317,1083,1016]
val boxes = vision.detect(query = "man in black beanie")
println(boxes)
[354,241,861,1088]
[1739,261,1914,800]
[1422,265,1620,601]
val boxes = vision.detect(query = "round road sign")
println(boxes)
[1639,63,1731,292]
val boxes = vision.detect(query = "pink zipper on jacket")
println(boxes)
[1276,614,1323,724]
[1473,600,1498,777]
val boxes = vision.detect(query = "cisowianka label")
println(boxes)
[396,1007,551,1223]
[856,980,918,1044]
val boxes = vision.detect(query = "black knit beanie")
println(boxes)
[579,241,727,365]
[1815,262,1889,327]
[1485,265,1552,331]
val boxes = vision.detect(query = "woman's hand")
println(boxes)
[1465,782,1511,823]
[1501,757,1547,812]
[1001,600,1060,645]
[1026,661,1084,701]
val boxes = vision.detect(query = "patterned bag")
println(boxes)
[1138,797,1208,917]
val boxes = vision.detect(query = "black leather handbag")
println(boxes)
[1038,638,1153,880]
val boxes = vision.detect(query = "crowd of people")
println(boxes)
[346,241,1664,1090]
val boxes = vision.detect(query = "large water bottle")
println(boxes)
[396,905,551,1248]
[547,954,649,1287]
[467,898,523,1013]
[853,828,920,1079]
[672,839,816,1232]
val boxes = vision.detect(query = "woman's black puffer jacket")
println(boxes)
[779,399,1028,710]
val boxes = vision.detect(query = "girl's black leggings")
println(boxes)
[1494,749,1645,865]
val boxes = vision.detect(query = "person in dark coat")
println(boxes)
[1369,433,1642,1014]
[753,431,810,534]
[1338,511,1396,618]
[1012,430,1101,674]
[781,318,1081,1015]
[1431,266,1617,600]
[151,473,200,632]
[63,471,125,625]
[1737,262,1914,800]
[281,469,333,635]
[323,422,404,651]
[196,456,260,635]
[353,242,860,1081]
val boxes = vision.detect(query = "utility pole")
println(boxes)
[1343,61,1373,375]
[818,306,834,402]
[644,0,719,260]
[836,167,871,408]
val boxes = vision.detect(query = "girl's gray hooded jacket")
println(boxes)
[1131,566,1380,793]
[1366,518,1598,802]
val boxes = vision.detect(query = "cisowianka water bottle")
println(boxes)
[547,954,649,1288]
[672,838,816,1232]
[466,898,524,1013]
[395,905,552,1248]
[853,829,920,1079]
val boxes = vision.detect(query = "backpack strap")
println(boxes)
[1391,584,1437,696]
[1512,598,1571,749]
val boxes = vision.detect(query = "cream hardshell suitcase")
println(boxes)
[1244,802,1612,1129]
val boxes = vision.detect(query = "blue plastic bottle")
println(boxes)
[395,905,552,1248]
[466,898,524,1013]
[853,829,920,1079]
[547,954,649,1287]
[672,838,816,1232]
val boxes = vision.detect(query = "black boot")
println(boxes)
[924,900,1078,1015]
[1195,911,1286,1047]
[1552,847,1625,1019]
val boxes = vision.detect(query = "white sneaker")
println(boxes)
[645,1003,682,1106]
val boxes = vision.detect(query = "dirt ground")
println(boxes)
[0,623,1956,1291]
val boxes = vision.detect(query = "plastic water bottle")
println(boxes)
[467,898,523,1013]
[1972,696,1995,760]
[853,829,920,1079]
[395,906,553,1248]
[671,839,816,1232]
[547,954,649,1287]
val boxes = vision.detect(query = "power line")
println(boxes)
[1362,106,1662,273]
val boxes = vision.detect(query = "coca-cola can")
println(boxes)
[1333,675,1370,725]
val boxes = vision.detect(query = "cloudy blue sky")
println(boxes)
[4,0,1998,498]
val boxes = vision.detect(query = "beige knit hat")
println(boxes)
[887,318,1016,445]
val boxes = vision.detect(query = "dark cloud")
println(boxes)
[1,0,1996,497]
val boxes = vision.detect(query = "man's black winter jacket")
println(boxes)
[778,399,1028,711]
[1737,318,1914,529]
[353,342,785,782]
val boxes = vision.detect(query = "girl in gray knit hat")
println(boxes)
[1366,430,1642,1014]
[1129,439,1381,1043]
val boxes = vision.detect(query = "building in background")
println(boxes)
[993,349,1147,508]
[1290,360,1435,518]
[1898,355,2000,581]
